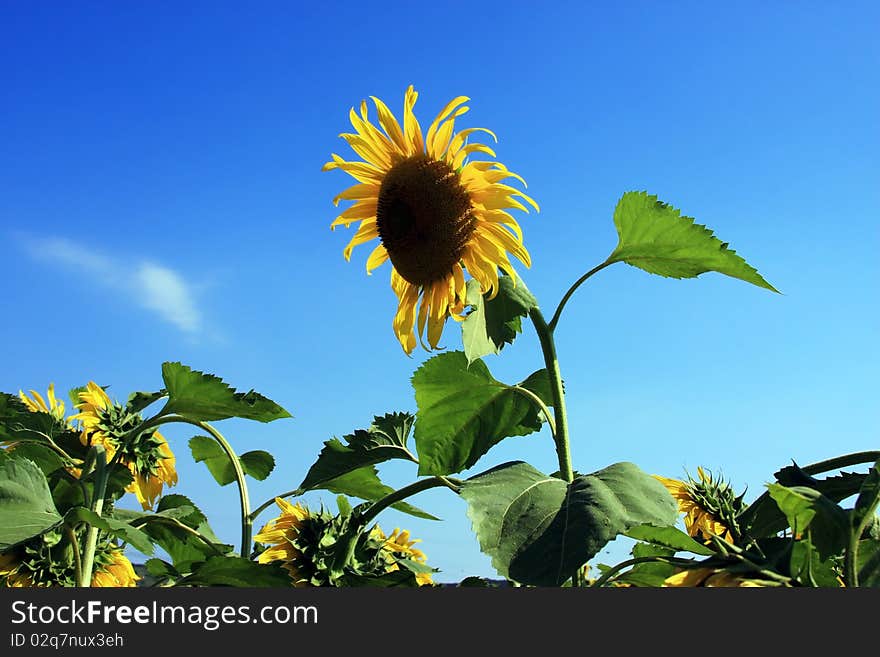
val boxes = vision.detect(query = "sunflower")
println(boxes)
[374,526,434,586]
[18,383,66,423]
[0,541,139,588]
[325,85,537,354]
[254,497,314,586]
[69,381,177,510]
[655,467,742,544]
[663,567,767,588]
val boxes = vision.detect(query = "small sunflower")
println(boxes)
[374,526,434,586]
[0,541,139,588]
[254,497,314,586]
[18,383,66,423]
[70,382,177,510]
[663,567,767,588]
[325,85,537,354]
[655,467,743,544]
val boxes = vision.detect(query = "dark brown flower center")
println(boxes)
[376,154,475,286]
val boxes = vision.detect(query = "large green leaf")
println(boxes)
[299,413,417,492]
[321,467,439,521]
[608,191,778,292]
[179,556,292,587]
[160,362,291,423]
[0,457,63,549]
[5,443,65,476]
[767,484,849,559]
[624,524,714,556]
[412,352,553,476]
[189,436,275,486]
[461,273,538,363]
[66,507,154,555]
[858,539,880,587]
[460,461,678,585]
[0,393,68,445]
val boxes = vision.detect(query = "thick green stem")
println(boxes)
[167,417,252,558]
[548,260,615,333]
[80,445,108,587]
[330,477,457,578]
[529,307,573,482]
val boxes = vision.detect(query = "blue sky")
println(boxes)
[2,1,877,582]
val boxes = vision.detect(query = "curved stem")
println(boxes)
[801,451,880,476]
[330,477,455,577]
[80,445,108,587]
[510,385,556,435]
[250,490,301,523]
[846,491,880,587]
[163,417,252,558]
[529,307,573,482]
[548,260,615,333]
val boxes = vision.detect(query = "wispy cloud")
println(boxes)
[21,236,203,335]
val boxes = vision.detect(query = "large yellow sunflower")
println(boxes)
[254,497,313,586]
[70,382,177,510]
[324,85,537,354]
[0,544,139,588]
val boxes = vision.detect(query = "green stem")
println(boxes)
[250,490,301,523]
[165,417,252,559]
[80,445,108,587]
[846,491,880,588]
[510,385,556,435]
[801,451,880,476]
[65,525,84,588]
[548,260,615,333]
[529,307,573,482]
[330,477,456,578]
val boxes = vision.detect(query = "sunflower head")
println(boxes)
[325,85,537,354]
[18,384,66,423]
[373,526,435,586]
[663,567,771,588]
[0,533,138,588]
[70,382,177,510]
[255,498,435,586]
[655,467,745,544]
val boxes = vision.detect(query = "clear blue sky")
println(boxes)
[2,1,877,581]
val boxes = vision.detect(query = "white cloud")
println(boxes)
[21,236,203,335]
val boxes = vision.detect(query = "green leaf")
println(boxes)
[460,273,538,363]
[624,524,714,556]
[299,413,417,492]
[180,556,292,587]
[321,467,439,521]
[857,539,880,587]
[608,191,778,292]
[137,495,232,567]
[612,543,678,587]
[188,436,275,486]
[767,484,849,559]
[161,362,292,423]
[126,390,167,414]
[66,507,154,555]
[0,457,64,549]
[852,460,880,535]
[5,443,65,475]
[412,351,552,476]
[460,461,678,586]
[790,539,842,587]
[0,393,64,444]
[741,463,867,538]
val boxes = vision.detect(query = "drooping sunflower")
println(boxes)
[373,526,434,586]
[324,85,537,354]
[254,497,315,586]
[654,467,743,544]
[0,540,139,588]
[90,548,141,588]
[663,567,767,588]
[69,381,177,510]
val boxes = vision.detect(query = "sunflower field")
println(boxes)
[2,88,878,590]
